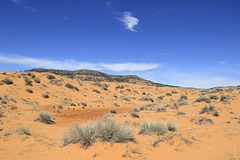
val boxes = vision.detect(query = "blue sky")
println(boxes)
[0,0,240,88]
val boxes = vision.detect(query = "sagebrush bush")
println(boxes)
[24,77,33,86]
[166,92,172,96]
[138,120,167,136]
[156,106,166,112]
[199,104,219,116]
[93,82,108,90]
[139,96,154,102]
[47,74,55,79]
[2,77,13,85]
[178,100,188,106]
[179,95,188,100]
[131,108,139,112]
[120,96,130,101]
[170,103,179,109]
[109,109,117,114]
[63,119,135,147]
[171,90,178,94]
[167,122,177,132]
[65,83,79,91]
[220,95,228,102]
[209,95,219,100]
[58,105,63,109]
[130,111,139,118]
[36,111,54,124]
[156,96,164,101]
[16,126,31,135]
[93,89,100,93]
[42,92,49,98]
[25,89,33,93]
[194,96,211,103]
[34,77,41,83]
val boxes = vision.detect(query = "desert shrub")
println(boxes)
[36,111,54,124]
[167,122,177,132]
[113,93,118,98]
[81,102,87,106]
[93,82,108,90]
[171,90,178,94]
[47,74,55,79]
[10,98,17,103]
[0,108,5,117]
[199,104,219,116]
[138,120,167,136]
[156,106,166,112]
[42,92,49,98]
[194,96,211,103]
[34,77,41,83]
[139,96,154,102]
[179,95,188,100]
[63,119,135,147]
[93,89,100,93]
[120,96,130,101]
[209,95,219,100]
[130,111,139,118]
[2,77,13,85]
[126,88,131,92]
[225,88,234,92]
[112,103,120,107]
[190,116,214,125]
[1,99,7,104]
[51,105,55,109]
[65,83,79,91]
[131,108,139,113]
[24,77,33,86]
[220,95,228,102]
[178,100,188,106]
[115,85,124,90]
[139,103,157,111]
[31,74,35,78]
[156,96,164,101]
[176,111,186,116]
[58,105,63,109]
[25,89,33,93]
[166,92,172,96]
[109,109,117,114]
[170,103,179,109]
[16,126,31,135]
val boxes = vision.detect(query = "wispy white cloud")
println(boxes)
[106,1,112,8]
[0,54,160,72]
[217,61,226,65]
[117,12,139,32]
[10,0,20,3]
[62,16,69,20]
[24,6,36,12]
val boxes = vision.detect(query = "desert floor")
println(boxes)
[0,71,240,160]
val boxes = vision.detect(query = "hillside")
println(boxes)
[28,68,174,87]
[0,70,240,160]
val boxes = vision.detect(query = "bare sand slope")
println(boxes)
[0,71,240,160]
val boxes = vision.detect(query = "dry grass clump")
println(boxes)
[34,77,41,83]
[171,90,178,94]
[93,82,108,90]
[65,83,79,91]
[199,104,219,116]
[120,96,130,101]
[47,74,55,79]
[194,96,211,103]
[178,95,188,101]
[42,91,49,98]
[130,111,139,118]
[138,120,167,136]
[156,106,167,112]
[109,109,117,114]
[167,122,177,132]
[93,89,101,93]
[63,119,135,147]
[25,89,33,93]
[170,103,179,110]
[24,77,33,86]
[16,126,31,135]
[35,111,54,124]
[2,77,13,85]
[209,95,219,100]
[139,96,154,102]
[178,100,188,106]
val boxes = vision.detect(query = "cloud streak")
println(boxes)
[117,12,139,32]
[0,54,160,72]
[10,0,20,3]
[24,6,36,12]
